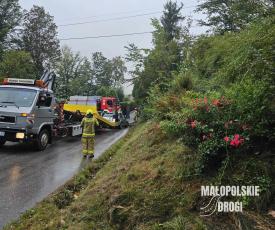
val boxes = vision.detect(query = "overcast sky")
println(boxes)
[19,0,206,94]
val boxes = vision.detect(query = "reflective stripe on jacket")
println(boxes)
[81,117,99,136]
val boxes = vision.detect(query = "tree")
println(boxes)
[55,48,126,99]
[55,46,84,99]
[129,1,186,101]
[196,0,275,34]
[77,58,95,95]
[0,50,36,81]
[96,86,113,98]
[22,5,60,75]
[92,52,126,88]
[109,56,127,88]
[115,87,125,101]
[96,86,124,101]
[161,0,184,41]
[125,43,148,80]
[92,52,112,87]
[0,0,21,58]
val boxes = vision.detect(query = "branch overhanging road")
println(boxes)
[0,127,129,229]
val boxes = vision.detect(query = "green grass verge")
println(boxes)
[4,123,275,230]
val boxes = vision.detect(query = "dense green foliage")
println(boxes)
[55,46,126,100]
[0,3,60,78]
[128,2,275,211]
[92,52,126,88]
[145,16,275,172]
[22,5,60,75]
[191,17,275,87]
[0,50,36,81]
[0,0,21,58]
[196,0,274,34]
[160,1,184,41]
[127,1,188,101]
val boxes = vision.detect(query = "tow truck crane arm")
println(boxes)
[40,70,56,90]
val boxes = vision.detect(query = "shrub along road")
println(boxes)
[0,128,128,229]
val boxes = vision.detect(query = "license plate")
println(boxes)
[0,131,5,137]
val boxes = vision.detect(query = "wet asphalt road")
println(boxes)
[0,128,128,229]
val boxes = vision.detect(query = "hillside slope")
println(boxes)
[5,123,275,230]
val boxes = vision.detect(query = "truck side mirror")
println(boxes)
[37,96,46,108]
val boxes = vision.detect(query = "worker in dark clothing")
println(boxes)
[81,110,99,158]
[126,106,130,119]
[122,106,127,119]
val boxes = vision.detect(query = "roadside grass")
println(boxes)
[4,122,275,230]
[51,122,207,230]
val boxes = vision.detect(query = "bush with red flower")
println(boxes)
[158,75,275,173]
[160,90,254,173]
[225,134,245,148]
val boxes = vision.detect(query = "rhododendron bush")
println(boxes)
[160,81,274,172]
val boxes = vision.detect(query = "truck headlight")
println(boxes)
[20,113,35,118]
[16,133,25,139]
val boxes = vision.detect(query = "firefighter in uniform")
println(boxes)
[81,110,99,158]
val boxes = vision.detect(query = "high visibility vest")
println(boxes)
[81,117,99,137]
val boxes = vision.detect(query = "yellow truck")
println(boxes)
[63,96,128,129]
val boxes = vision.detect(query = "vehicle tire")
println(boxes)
[119,120,129,129]
[0,138,6,147]
[35,129,50,151]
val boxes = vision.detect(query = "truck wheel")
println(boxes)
[35,129,49,151]
[119,121,129,129]
[0,139,6,147]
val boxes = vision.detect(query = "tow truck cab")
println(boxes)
[0,78,56,150]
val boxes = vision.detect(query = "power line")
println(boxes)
[60,31,154,41]
[58,5,197,27]
[58,5,196,23]
[59,25,205,41]
[59,12,162,27]
[58,8,164,23]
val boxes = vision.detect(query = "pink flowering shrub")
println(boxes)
[159,78,274,173]
[160,91,251,172]
[191,97,250,172]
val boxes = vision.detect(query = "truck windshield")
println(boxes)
[0,88,37,107]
